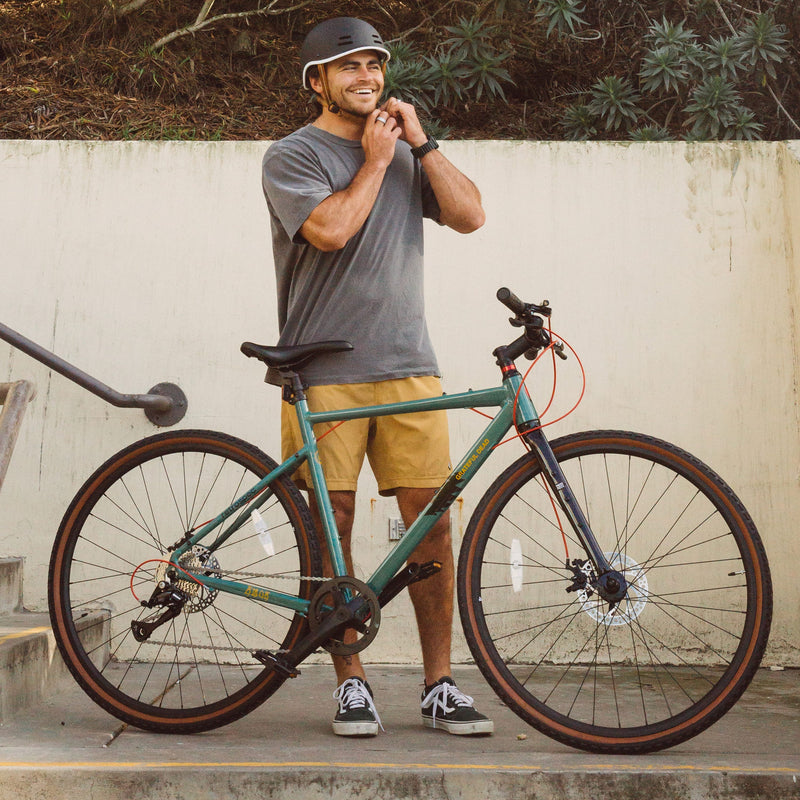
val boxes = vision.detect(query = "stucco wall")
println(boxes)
[1,139,798,665]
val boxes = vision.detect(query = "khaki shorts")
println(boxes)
[281,376,451,496]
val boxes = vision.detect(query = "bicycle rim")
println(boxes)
[458,430,772,753]
[49,430,320,733]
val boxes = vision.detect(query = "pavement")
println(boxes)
[0,661,798,800]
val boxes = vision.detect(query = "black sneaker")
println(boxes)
[420,676,494,735]
[332,676,382,737]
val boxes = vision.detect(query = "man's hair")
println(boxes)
[305,65,323,118]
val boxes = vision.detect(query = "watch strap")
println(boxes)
[410,136,439,159]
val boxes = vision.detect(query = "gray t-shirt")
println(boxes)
[262,124,441,386]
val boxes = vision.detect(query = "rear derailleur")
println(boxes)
[131,581,186,642]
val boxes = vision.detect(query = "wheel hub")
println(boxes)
[155,545,220,613]
[577,552,649,626]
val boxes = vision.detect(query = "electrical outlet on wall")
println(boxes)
[388,517,406,541]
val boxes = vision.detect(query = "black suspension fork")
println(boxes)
[495,341,628,604]
[521,424,628,603]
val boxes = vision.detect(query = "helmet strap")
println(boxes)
[317,66,341,115]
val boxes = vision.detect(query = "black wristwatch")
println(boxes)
[410,136,439,159]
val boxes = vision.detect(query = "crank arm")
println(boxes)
[377,560,442,608]
[258,593,369,676]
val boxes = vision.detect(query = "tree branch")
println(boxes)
[712,0,737,35]
[112,0,155,16]
[195,0,216,26]
[151,0,316,51]
[766,82,800,134]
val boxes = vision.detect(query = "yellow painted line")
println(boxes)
[0,761,796,773]
[0,626,51,645]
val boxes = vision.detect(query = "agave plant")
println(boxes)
[534,0,588,38]
[629,125,672,142]
[560,104,598,140]
[639,46,689,94]
[587,76,640,131]
[703,35,746,81]
[736,13,789,80]
[683,75,743,139]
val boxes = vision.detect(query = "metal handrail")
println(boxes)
[0,380,35,492]
[0,322,187,427]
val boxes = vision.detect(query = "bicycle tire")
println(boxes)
[49,429,321,733]
[458,430,772,753]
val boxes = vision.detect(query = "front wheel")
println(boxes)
[458,430,772,753]
[49,430,322,733]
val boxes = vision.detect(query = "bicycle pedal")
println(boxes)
[252,649,300,679]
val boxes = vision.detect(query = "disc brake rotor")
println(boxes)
[578,551,649,626]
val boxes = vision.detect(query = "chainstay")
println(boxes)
[182,567,328,582]
[135,569,328,654]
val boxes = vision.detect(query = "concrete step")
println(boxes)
[0,557,23,615]
[0,556,111,722]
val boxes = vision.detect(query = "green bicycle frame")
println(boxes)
[171,367,610,616]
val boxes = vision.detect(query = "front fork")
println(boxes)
[506,370,628,604]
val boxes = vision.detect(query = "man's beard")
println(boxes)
[334,91,380,119]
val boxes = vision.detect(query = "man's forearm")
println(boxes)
[420,151,485,234]
[300,161,387,252]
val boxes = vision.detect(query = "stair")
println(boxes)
[0,557,108,722]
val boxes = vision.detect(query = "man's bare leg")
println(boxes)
[395,487,454,685]
[307,489,367,685]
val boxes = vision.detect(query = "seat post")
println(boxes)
[281,372,307,405]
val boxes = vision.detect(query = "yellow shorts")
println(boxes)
[281,376,451,496]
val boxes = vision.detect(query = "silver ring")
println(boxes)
[376,116,388,124]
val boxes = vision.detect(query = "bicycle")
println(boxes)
[48,288,772,754]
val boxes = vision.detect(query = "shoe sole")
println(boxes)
[422,717,494,735]
[332,721,379,737]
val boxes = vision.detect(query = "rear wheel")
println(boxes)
[458,430,772,753]
[49,430,321,733]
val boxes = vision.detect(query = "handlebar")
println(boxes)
[495,287,567,363]
[497,287,552,320]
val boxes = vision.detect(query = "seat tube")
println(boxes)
[294,397,348,577]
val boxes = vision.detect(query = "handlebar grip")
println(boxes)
[497,287,526,315]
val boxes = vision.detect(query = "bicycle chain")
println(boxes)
[139,567,327,655]
[209,568,328,583]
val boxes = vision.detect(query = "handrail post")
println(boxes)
[0,380,35,492]
[0,322,187,427]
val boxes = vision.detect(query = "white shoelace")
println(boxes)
[420,681,475,728]
[333,677,384,730]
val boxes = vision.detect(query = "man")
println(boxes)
[261,17,491,737]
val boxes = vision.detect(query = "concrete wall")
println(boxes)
[0,139,798,665]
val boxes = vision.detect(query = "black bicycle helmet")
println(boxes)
[300,17,390,90]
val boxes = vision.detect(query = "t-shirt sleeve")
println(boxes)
[262,143,333,244]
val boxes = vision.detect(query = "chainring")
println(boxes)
[308,576,381,656]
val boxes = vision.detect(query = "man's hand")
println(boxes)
[381,97,428,149]
[362,108,402,169]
